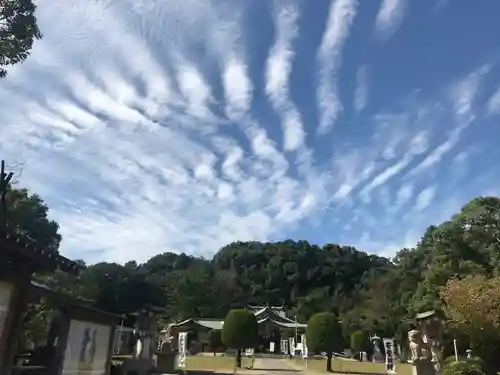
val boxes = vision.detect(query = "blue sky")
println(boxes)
[1,0,500,264]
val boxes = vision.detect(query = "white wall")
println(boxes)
[62,319,112,375]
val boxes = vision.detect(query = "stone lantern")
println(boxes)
[415,310,444,374]
[371,335,384,363]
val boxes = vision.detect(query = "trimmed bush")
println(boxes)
[445,355,460,367]
[222,309,258,368]
[442,360,485,375]
[350,331,369,354]
[306,312,343,372]
[444,356,485,373]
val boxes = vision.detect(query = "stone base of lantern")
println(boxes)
[411,360,436,375]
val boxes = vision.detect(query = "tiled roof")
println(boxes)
[0,229,81,274]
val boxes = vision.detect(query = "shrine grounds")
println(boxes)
[291,357,413,375]
[180,355,414,375]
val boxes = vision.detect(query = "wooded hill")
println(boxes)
[37,197,500,332]
[3,180,500,357]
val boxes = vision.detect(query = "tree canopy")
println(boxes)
[222,309,258,368]
[306,312,343,371]
[2,187,61,252]
[0,0,42,77]
[222,309,258,350]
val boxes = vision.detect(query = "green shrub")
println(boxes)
[350,330,369,353]
[306,312,343,372]
[442,361,485,375]
[444,355,485,373]
[466,357,485,372]
[208,329,223,353]
[222,309,258,349]
[445,355,461,367]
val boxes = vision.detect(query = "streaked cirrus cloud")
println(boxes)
[1,0,500,264]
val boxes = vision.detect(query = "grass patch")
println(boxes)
[290,357,412,375]
[183,355,252,371]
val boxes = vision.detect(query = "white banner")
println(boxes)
[289,337,295,356]
[245,348,254,357]
[269,341,275,353]
[178,332,188,369]
[383,338,396,374]
[301,334,308,359]
[281,339,289,355]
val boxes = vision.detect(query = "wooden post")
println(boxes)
[54,311,71,375]
[0,263,31,375]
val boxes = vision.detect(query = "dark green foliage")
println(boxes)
[307,312,343,371]
[445,356,460,367]
[466,357,486,373]
[208,329,223,353]
[222,309,258,350]
[350,330,369,353]
[1,187,61,252]
[0,0,43,77]
[442,360,485,375]
[306,313,343,354]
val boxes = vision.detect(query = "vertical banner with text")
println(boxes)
[383,338,396,374]
[178,332,188,369]
[301,334,308,359]
[289,337,295,356]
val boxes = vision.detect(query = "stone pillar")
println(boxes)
[408,329,435,375]
[417,313,443,372]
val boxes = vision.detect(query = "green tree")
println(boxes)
[0,0,43,77]
[222,309,258,369]
[350,330,369,357]
[306,312,343,372]
[441,275,500,374]
[208,329,223,356]
[1,187,61,252]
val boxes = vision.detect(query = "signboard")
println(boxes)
[301,334,308,359]
[383,338,396,374]
[177,332,187,369]
[289,337,295,356]
[281,339,289,355]
[245,348,254,357]
[269,341,275,353]
[61,319,112,375]
[0,282,13,340]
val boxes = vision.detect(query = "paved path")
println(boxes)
[250,358,304,375]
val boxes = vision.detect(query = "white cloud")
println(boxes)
[0,0,497,265]
[317,0,358,134]
[408,65,490,177]
[176,63,213,120]
[265,2,305,151]
[223,57,253,119]
[374,0,407,41]
[354,66,369,112]
[360,131,429,201]
[414,186,436,212]
[396,183,414,207]
[487,88,500,115]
